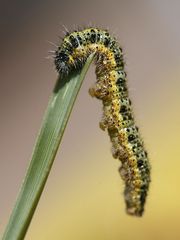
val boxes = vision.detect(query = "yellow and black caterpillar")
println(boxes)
[54,27,151,216]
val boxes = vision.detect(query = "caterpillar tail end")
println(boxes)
[126,207,143,217]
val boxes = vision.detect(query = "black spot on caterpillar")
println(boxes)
[54,27,151,217]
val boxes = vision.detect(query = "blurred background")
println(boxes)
[1,0,180,239]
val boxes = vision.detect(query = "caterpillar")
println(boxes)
[54,27,151,217]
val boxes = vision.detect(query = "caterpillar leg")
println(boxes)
[111,143,128,159]
[88,80,109,99]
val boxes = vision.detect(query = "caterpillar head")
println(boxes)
[54,50,70,75]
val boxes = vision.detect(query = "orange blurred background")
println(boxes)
[1,1,180,239]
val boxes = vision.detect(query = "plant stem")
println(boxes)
[2,54,94,240]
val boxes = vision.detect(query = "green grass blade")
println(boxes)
[2,54,94,240]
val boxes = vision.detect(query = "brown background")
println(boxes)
[1,0,180,239]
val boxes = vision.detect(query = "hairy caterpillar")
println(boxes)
[54,27,151,216]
